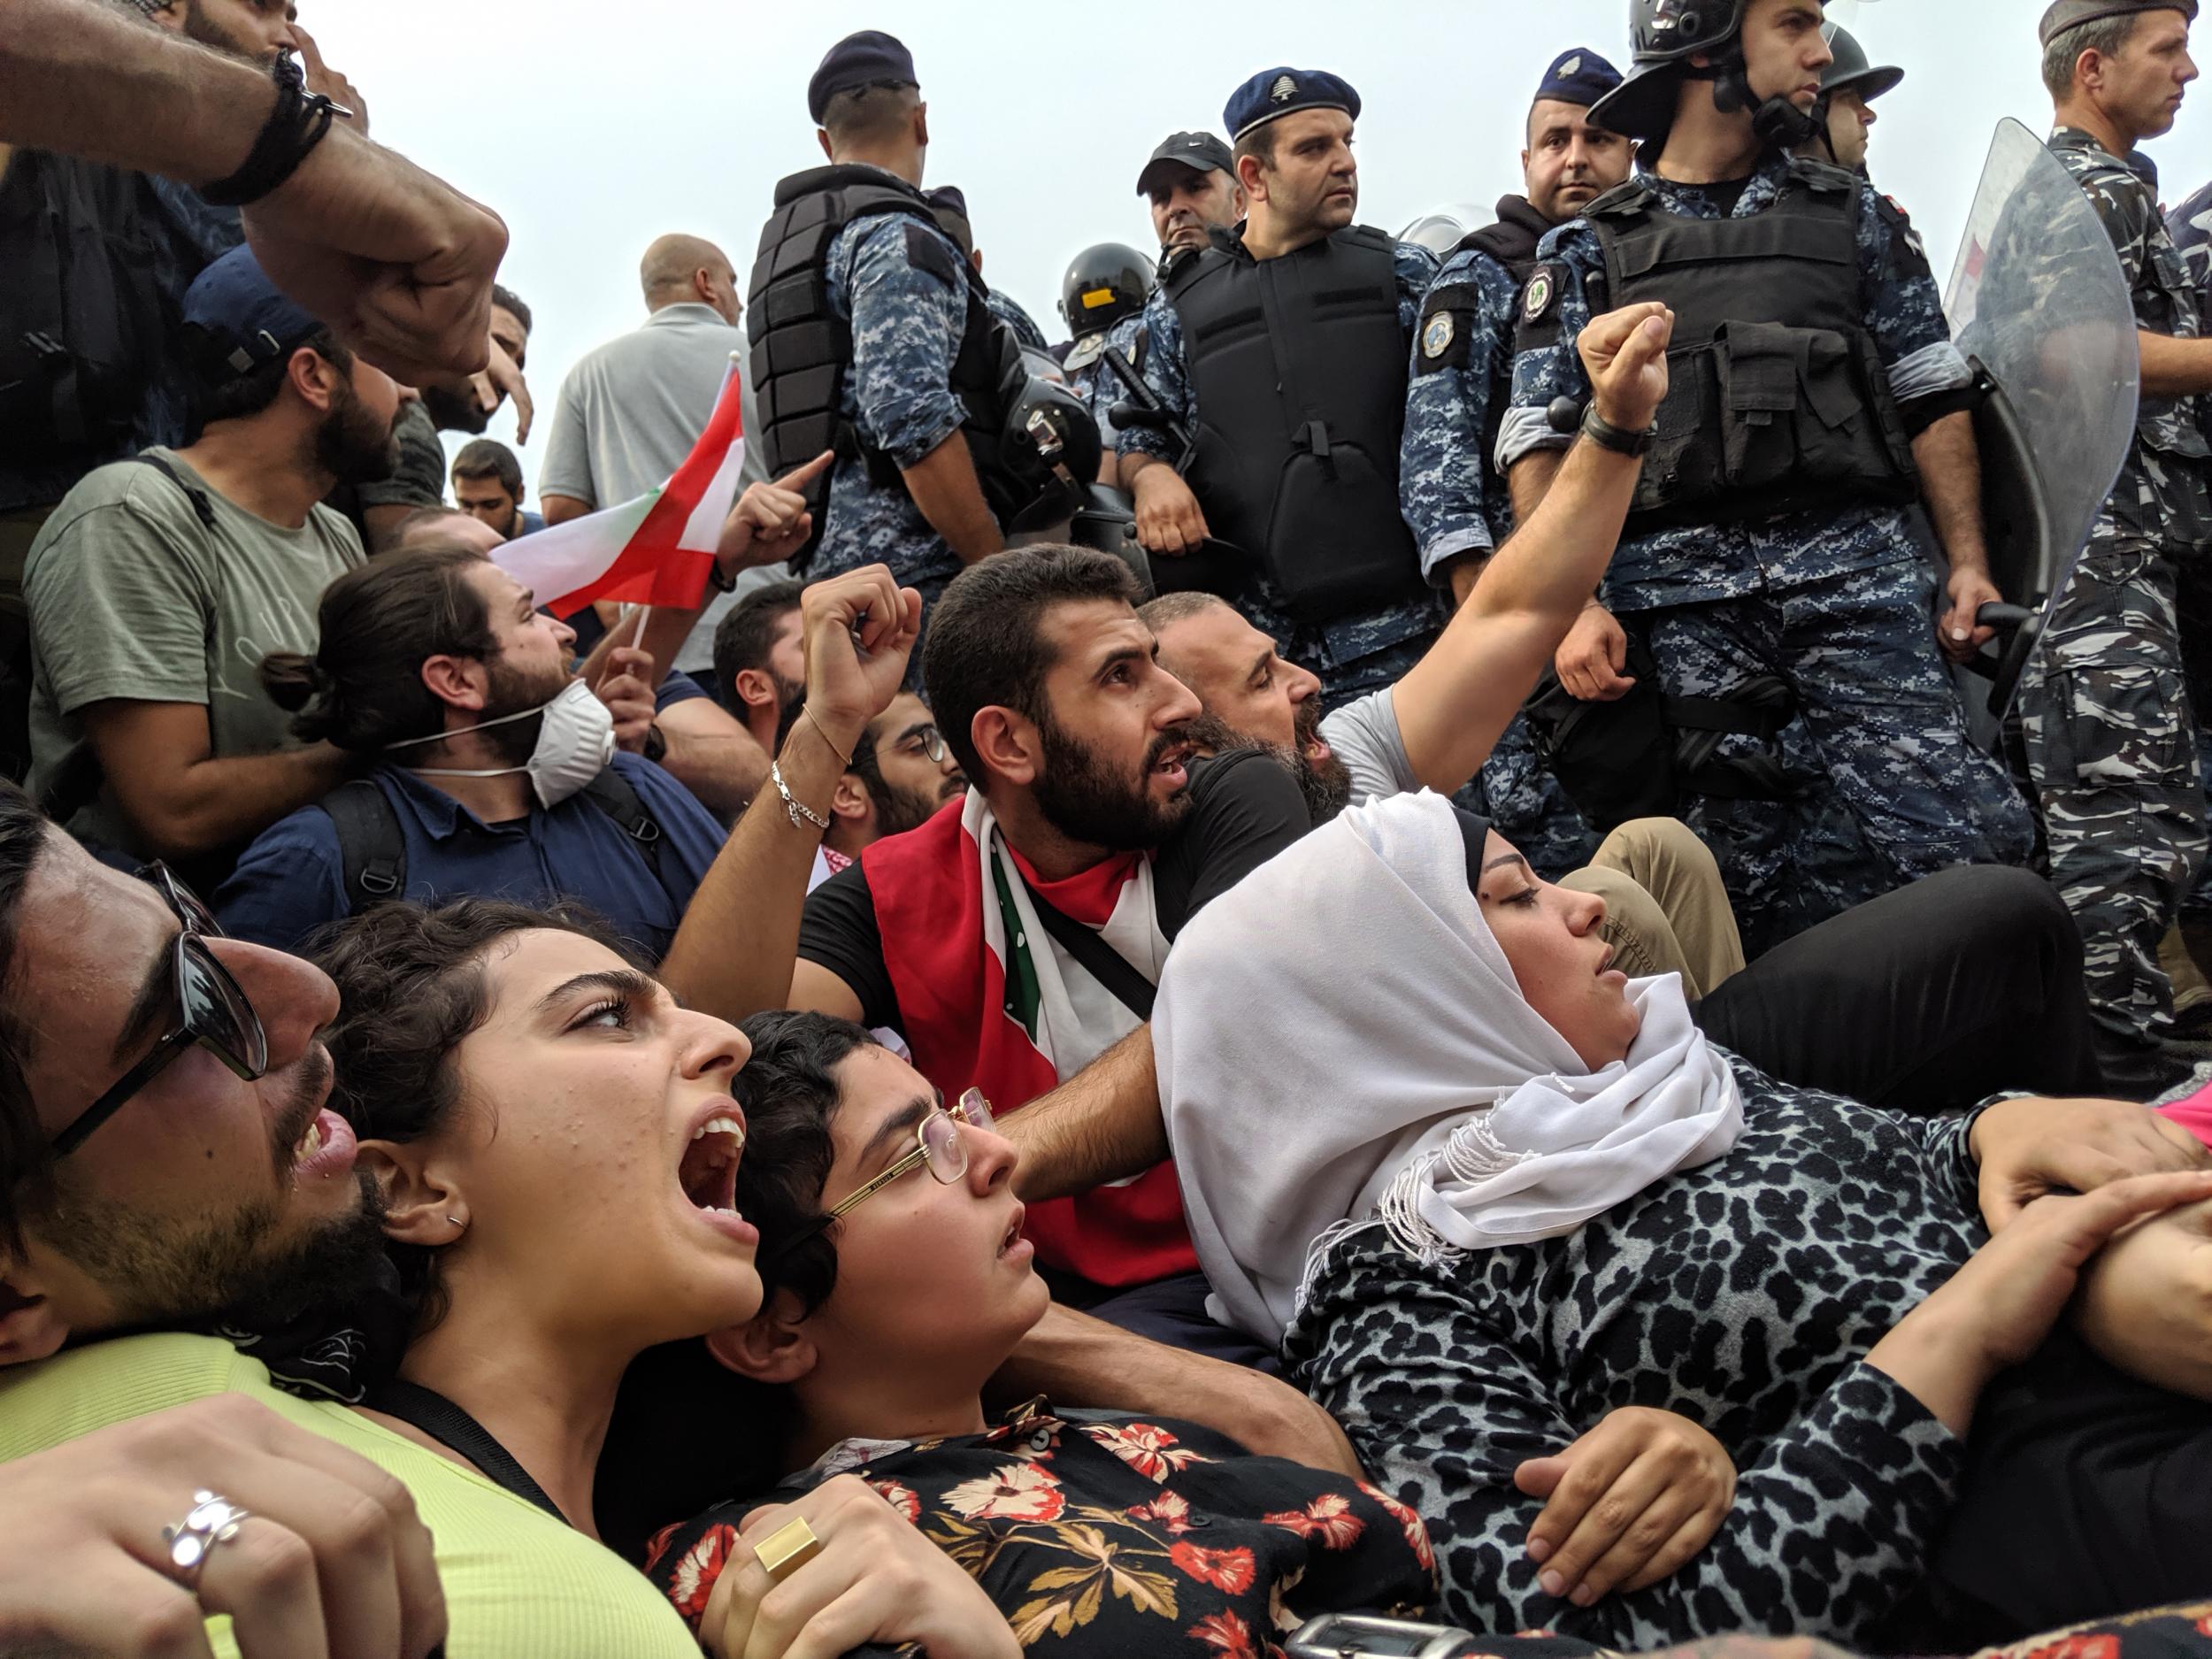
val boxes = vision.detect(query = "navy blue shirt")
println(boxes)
[213,750,726,962]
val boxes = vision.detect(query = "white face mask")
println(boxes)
[388,677,617,809]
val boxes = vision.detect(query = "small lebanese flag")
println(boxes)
[494,354,744,616]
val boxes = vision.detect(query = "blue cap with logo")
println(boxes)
[806,29,918,125]
[180,246,325,384]
[1533,47,1624,111]
[1222,68,1360,144]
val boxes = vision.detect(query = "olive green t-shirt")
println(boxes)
[0,1333,701,1658]
[22,447,362,858]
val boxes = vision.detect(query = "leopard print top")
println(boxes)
[1284,1065,1986,1649]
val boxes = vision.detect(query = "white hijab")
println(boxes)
[1155,791,1744,1347]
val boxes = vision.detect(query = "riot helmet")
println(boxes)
[1058,243,1156,339]
[999,372,1103,531]
[1398,205,1487,258]
[1590,0,1828,152]
[1820,25,1902,101]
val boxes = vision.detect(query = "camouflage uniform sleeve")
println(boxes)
[1085,313,1147,422]
[2170,179,2212,293]
[1400,252,1515,576]
[1498,224,1600,472]
[1392,241,1445,336]
[1115,287,1189,464]
[845,217,970,468]
[2076,161,2162,288]
[1858,182,1970,403]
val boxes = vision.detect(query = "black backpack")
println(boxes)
[0,152,168,461]
[319,771,676,915]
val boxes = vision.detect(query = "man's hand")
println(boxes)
[1200,1366,1363,1480]
[1513,1407,1735,1608]
[243,127,508,388]
[1939,564,2003,664]
[1578,301,1674,435]
[800,565,921,751]
[2077,1195,2212,1401]
[288,27,368,135]
[591,648,657,753]
[1555,603,1636,702]
[1970,1094,2212,1231]
[0,1394,446,1659]
[1131,465,1210,556]
[719,452,834,572]
[704,1476,1018,1659]
[469,336,533,444]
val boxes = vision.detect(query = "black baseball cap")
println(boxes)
[1136,131,1234,196]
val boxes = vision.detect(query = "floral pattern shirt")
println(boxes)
[642,1403,1437,1656]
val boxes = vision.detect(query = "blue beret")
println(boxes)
[1533,47,1624,111]
[807,30,917,125]
[1223,67,1360,144]
[180,246,324,384]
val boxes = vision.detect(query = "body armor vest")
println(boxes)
[1585,158,1919,534]
[1458,196,1553,489]
[745,165,1024,570]
[1164,225,1426,623]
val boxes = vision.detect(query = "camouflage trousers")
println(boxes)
[1643,558,2036,956]
[2018,534,2209,1046]
[1479,710,1601,879]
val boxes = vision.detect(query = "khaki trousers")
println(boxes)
[1560,817,1747,1000]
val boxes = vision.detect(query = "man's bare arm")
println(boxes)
[657,567,918,1024]
[81,701,350,860]
[999,1025,1168,1202]
[1912,409,2001,661]
[1392,303,1675,795]
[541,494,593,527]
[900,436,1004,566]
[0,1,505,386]
[993,1304,1361,1478]
[2140,330,2212,398]
[654,697,766,824]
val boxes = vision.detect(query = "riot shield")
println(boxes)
[1944,117,2140,714]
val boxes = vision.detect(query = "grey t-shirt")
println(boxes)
[25,448,363,856]
[1317,687,1419,803]
[538,303,772,670]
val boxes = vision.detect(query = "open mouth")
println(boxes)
[1151,740,1193,783]
[679,1108,747,1221]
[290,1108,357,1185]
[998,1203,1032,1260]
[1597,944,1618,977]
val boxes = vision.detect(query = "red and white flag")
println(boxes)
[493,354,744,616]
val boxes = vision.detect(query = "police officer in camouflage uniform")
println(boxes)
[2030,0,2212,1077]
[2175,175,2212,283]
[1500,0,2032,953]
[1058,243,1154,460]
[1116,72,1443,707]
[1806,25,1903,173]
[1400,48,1634,877]
[743,32,1010,626]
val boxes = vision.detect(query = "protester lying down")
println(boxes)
[1154,789,2212,1648]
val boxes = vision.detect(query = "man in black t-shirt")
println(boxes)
[658,549,1309,1363]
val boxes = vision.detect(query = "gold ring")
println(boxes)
[754,1516,823,1584]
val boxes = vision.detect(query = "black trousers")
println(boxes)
[1694,864,2108,1110]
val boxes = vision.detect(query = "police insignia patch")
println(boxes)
[1422,311,1455,359]
[1523,271,1555,322]
[1270,73,1297,103]
[1558,54,1582,77]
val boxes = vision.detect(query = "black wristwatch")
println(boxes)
[703,558,738,595]
[1580,406,1658,458]
[642,723,668,765]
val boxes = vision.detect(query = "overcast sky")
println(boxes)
[308,0,2212,503]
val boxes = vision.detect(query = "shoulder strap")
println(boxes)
[127,452,218,531]
[319,778,406,912]
[1019,879,1156,1023]
[578,764,671,890]
[373,1379,565,1522]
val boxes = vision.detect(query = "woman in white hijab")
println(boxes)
[1156,792,2212,1652]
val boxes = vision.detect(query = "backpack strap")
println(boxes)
[127,452,218,531]
[319,778,406,912]
[577,765,672,894]
[1019,880,1157,1023]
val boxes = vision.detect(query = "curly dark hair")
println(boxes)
[308,898,640,1331]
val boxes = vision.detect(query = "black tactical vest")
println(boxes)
[1455,196,1555,488]
[1164,225,1426,623]
[1584,158,1919,533]
[745,165,1023,569]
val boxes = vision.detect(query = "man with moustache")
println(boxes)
[23,247,397,879]
[1401,47,1634,876]
[1116,72,1443,710]
[2024,0,2212,1080]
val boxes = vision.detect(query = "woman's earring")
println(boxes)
[447,1215,467,1232]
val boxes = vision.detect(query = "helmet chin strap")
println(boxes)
[1700,50,1824,150]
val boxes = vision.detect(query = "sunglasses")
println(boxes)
[48,864,270,1159]
[768,1088,994,1261]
